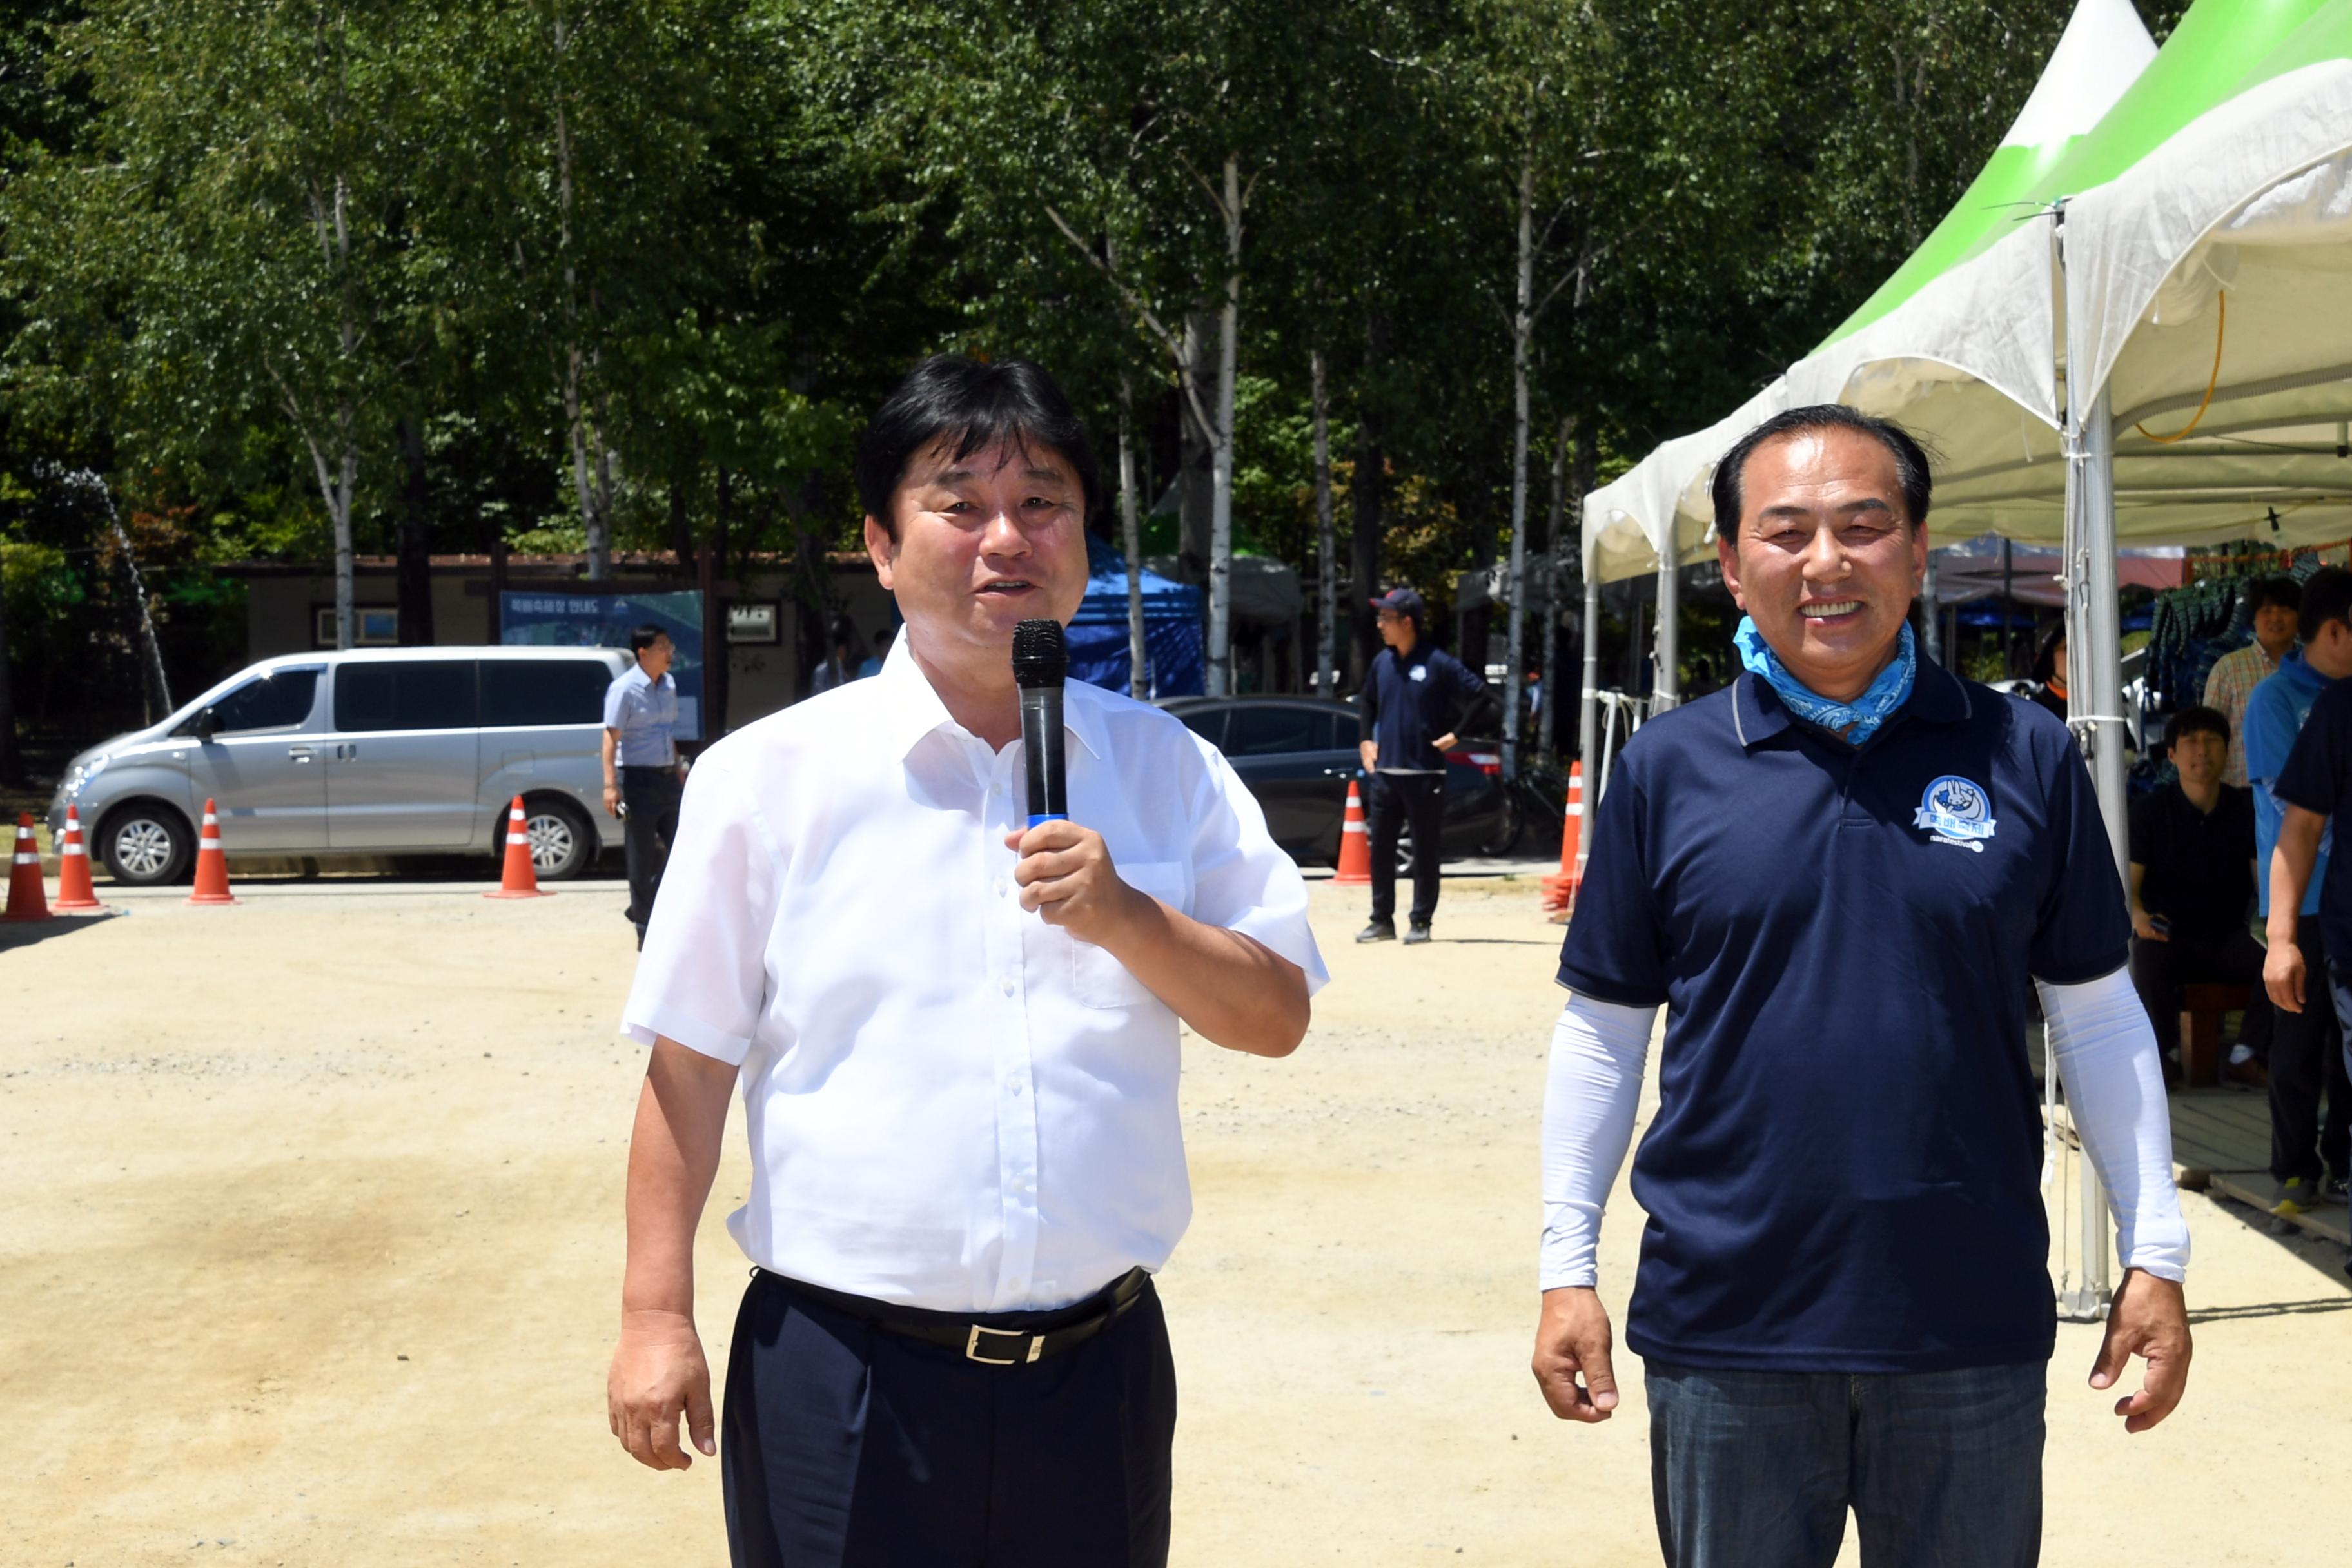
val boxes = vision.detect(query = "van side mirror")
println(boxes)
[190,706,223,740]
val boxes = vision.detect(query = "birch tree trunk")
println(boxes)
[1536,413,1572,761]
[550,6,609,579]
[1205,154,1241,697]
[1502,152,1536,783]
[1311,346,1337,698]
[1117,373,1149,698]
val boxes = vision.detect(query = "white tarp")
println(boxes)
[1582,0,2155,582]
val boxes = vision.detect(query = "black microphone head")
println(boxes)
[1012,618,1068,688]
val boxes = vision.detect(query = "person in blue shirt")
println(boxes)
[1535,404,2191,1567]
[603,625,684,949]
[2248,565,2352,1224]
[1355,586,1485,945]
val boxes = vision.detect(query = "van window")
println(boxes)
[334,660,480,732]
[206,669,320,734]
[481,660,613,727]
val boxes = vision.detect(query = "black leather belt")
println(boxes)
[760,1266,1152,1367]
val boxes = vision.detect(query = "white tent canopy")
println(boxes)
[1579,0,2158,589]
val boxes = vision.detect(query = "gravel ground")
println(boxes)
[5,874,2347,1565]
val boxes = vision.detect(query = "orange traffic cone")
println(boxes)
[484,796,549,899]
[1333,780,1373,888]
[1540,763,1585,923]
[55,805,104,911]
[187,798,239,905]
[4,813,50,922]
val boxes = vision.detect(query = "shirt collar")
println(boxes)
[1733,656,1970,751]
[873,632,1105,761]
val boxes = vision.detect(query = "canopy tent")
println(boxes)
[1579,0,2161,594]
[1070,535,1205,697]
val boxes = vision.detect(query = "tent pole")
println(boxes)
[1653,549,1680,712]
[1580,573,1602,800]
[2061,360,2122,1324]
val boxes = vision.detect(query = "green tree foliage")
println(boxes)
[0,0,2182,770]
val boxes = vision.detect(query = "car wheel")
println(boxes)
[522,797,595,882]
[1391,820,1415,876]
[1476,793,1523,858]
[100,802,193,885]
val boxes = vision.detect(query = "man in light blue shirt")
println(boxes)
[602,625,683,948]
[2247,565,2352,1213]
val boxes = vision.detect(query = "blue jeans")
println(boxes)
[1646,1360,2045,1568]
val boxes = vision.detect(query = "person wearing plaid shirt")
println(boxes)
[2204,576,2300,787]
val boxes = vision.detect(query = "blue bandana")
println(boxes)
[1733,616,1917,745]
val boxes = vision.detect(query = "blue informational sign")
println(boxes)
[500,589,705,740]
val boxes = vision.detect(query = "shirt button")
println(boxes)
[1001,977,1015,997]
[994,878,1009,896]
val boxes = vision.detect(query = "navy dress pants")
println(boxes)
[619,764,681,938]
[721,1269,1177,1568]
[1366,771,1445,926]
[1647,1360,2046,1568]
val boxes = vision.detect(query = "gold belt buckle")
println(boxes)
[965,1324,1043,1365]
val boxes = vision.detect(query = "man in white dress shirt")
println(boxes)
[605,355,1326,1567]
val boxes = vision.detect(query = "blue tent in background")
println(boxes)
[1068,536,1202,697]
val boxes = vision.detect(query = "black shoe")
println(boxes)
[1403,922,1433,945]
[1356,919,1396,943]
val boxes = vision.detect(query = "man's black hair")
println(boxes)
[627,624,667,656]
[855,355,1104,538]
[2166,704,2230,749]
[2248,574,2302,616]
[1710,404,1934,539]
[2300,566,2352,644]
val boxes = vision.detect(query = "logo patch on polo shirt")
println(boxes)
[1915,774,1997,852]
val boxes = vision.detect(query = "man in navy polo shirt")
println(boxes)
[1532,405,2191,1567]
[1355,587,1485,945]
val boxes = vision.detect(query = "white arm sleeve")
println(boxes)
[1539,993,1658,1290]
[2036,968,2191,1283]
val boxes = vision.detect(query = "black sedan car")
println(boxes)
[1159,695,1514,867]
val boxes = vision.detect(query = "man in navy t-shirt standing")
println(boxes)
[1356,587,1485,945]
[1533,405,2191,1567]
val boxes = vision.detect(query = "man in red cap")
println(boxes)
[1357,586,1486,944]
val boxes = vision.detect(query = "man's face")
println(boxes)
[1376,608,1415,651]
[2255,600,2298,654]
[1716,427,1928,703]
[2173,727,2225,790]
[638,634,674,679]
[863,436,1088,679]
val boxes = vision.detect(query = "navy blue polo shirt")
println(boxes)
[1558,660,2129,1373]
[1362,643,1485,771]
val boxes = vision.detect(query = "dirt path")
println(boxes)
[6,877,2347,1565]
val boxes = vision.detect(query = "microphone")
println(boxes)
[1012,618,1069,828]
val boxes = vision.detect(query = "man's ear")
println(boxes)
[863,514,896,590]
[1715,529,1747,612]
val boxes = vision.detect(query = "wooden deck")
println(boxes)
[2050,1085,2349,1246]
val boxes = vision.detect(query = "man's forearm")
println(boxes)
[1108,899,1309,1057]
[622,1040,738,1317]
[1540,995,1656,1289]
[602,729,620,786]
[2267,808,2324,941]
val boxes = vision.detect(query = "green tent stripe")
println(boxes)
[1818,0,2331,353]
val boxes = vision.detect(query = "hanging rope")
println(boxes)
[2133,291,2226,444]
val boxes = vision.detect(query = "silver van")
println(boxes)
[48,646,632,885]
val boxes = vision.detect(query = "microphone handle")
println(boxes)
[1021,686,1068,827]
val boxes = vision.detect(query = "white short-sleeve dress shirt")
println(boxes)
[620,638,1328,1313]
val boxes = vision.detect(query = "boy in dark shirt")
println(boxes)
[2128,706,2264,1084]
